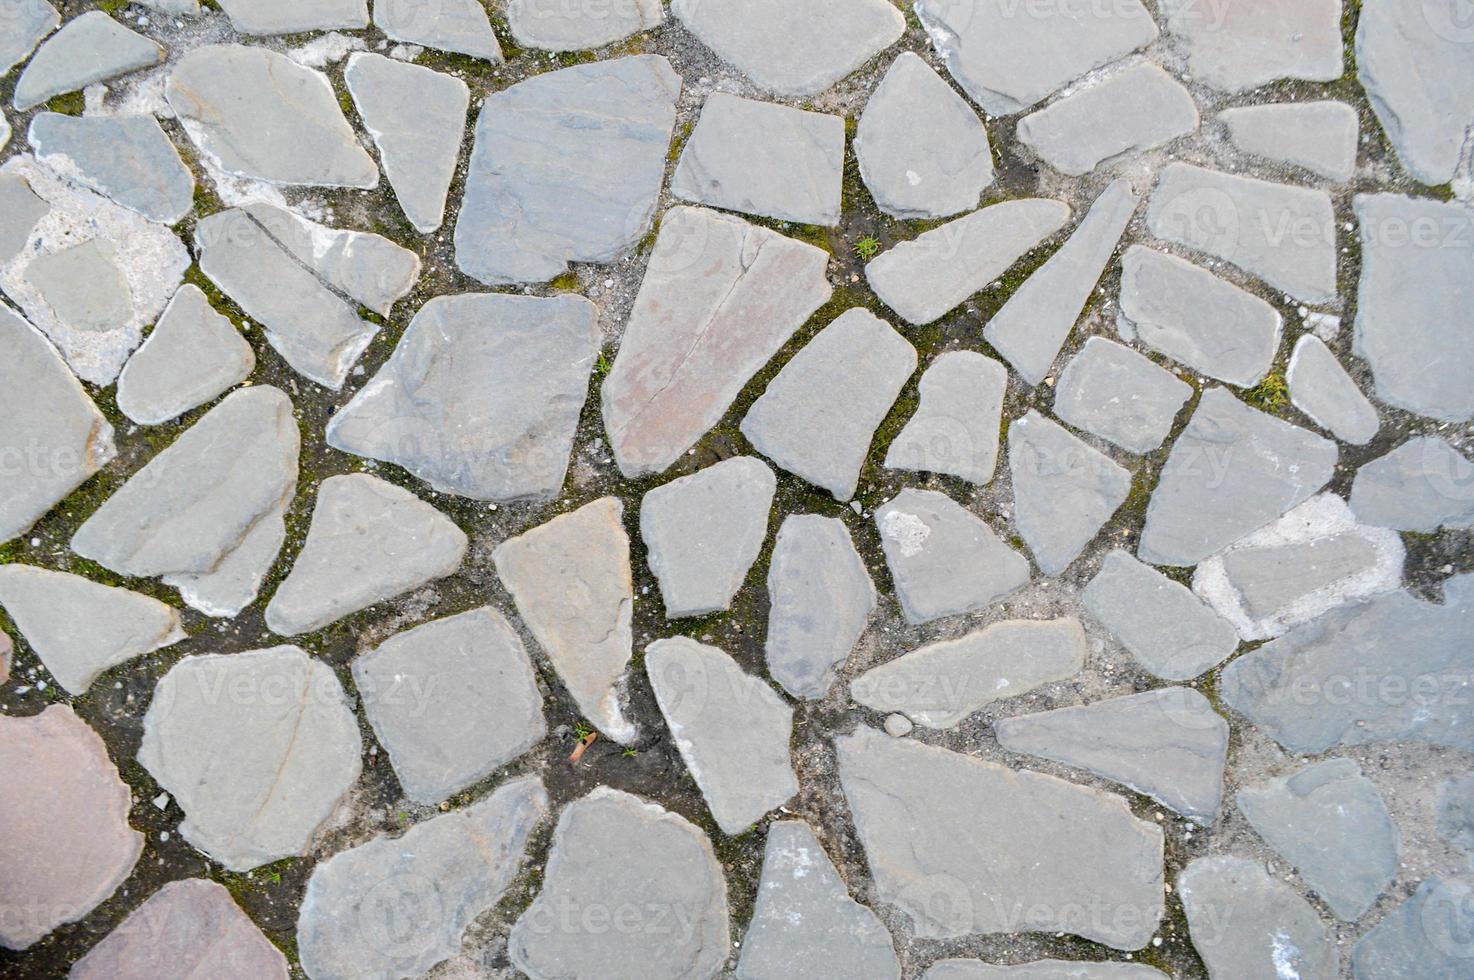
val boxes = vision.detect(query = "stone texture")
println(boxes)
[1158,0,1343,92]
[1353,875,1474,978]
[1350,437,1474,532]
[0,564,184,695]
[22,238,132,336]
[13,12,162,111]
[328,293,597,501]
[646,637,798,833]
[672,93,843,226]
[1178,855,1338,980]
[984,180,1138,384]
[1287,335,1379,444]
[736,821,900,980]
[28,112,194,224]
[1220,101,1359,182]
[764,514,875,700]
[265,473,467,636]
[0,0,57,76]
[494,497,637,743]
[885,351,1007,484]
[671,0,903,97]
[454,55,679,285]
[836,726,1162,948]
[855,52,993,220]
[298,776,546,980]
[509,0,663,50]
[0,632,9,685]
[923,962,1165,979]
[1053,338,1192,454]
[0,171,41,264]
[216,0,367,35]
[1138,388,1337,567]
[509,787,729,980]
[868,198,1071,326]
[1436,774,1474,855]
[741,308,916,500]
[373,0,503,61]
[640,457,776,618]
[115,284,254,426]
[874,488,1030,624]
[851,618,1086,728]
[602,207,831,477]
[139,647,362,871]
[0,705,143,951]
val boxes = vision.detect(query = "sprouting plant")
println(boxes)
[573,720,593,740]
[854,236,882,260]
[593,353,612,378]
[622,747,638,758]
[1245,372,1289,413]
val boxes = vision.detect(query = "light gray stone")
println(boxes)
[28,112,193,224]
[298,776,546,980]
[868,198,1071,326]
[13,12,161,111]
[851,618,1086,728]
[509,787,729,980]
[885,351,1007,484]
[0,0,57,76]
[346,53,468,233]
[1138,388,1337,567]
[1353,875,1474,979]
[1237,758,1399,921]
[741,308,915,500]
[373,0,503,61]
[736,821,900,980]
[855,52,993,220]
[22,238,132,337]
[1008,411,1131,576]
[602,207,831,477]
[0,172,45,264]
[1287,335,1379,444]
[884,713,912,737]
[0,633,9,685]
[983,179,1138,384]
[1350,437,1474,532]
[139,647,363,871]
[874,488,1030,625]
[1082,549,1239,681]
[1436,774,1474,855]
[265,473,467,636]
[353,608,546,804]
[765,514,875,700]
[1158,0,1343,92]
[167,45,378,189]
[493,497,638,743]
[116,284,254,426]
[137,0,200,14]
[165,495,288,619]
[509,0,663,51]
[216,0,367,35]
[672,0,903,97]
[0,113,7,152]
[1180,856,1337,980]
[1353,193,1474,421]
[1053,338,1192,454]
[672,93,843,226]
[647,637,798,833]
[1220,101,1359,182]
[1117,245,1281,386]
[454,55,679,285]
[923,961,1165,979]
[640,457,776,618]
[836,725,1163,948]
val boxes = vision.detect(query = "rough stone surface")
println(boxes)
[27,112,194,224]
[373,0,503,61]
[13,12,162,111]
[1287,334,1380,444]
[1353,875,1474,978]
[884,713,912,738]
[1158,0,1343,92]
[216,0,367,34]
[115,284,254,426]
[923,962,1165,979]
[1053,337,1192,454]
[0,0,57,77]
[1350,437,1474,532]
[885,351,1007,484]
[741,308,916,500]
[22,238,132,337]
[1178,855,1338,980]
[509,0,663,50]
[1436,773,1474,856]
[1220,101,1360,182]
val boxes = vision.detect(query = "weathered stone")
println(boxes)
[647,637,798,833]
[1053,338,1192,454]
[22,238,132,339]
[885,351,1007,484]
[1287,335,1379,444]
[354,608,545,804]
[1220,101,1359,182]
[454,55,679,285]
[373,0,503,61]
[299,776,546,980]
[1158,0,1343,92]
[1436,773,1474,855]
[28,112,193,224]
[1178,856,1338,980]
[1350,437,1474,532]
[765,514,875,700]
[116,284,254,426]
[741,308,916,500]
[345,53,468,233]
[1082,549,1239,681]
[1138,388,1337,566]
[509,0,663,51]
[73,879,288,980]
[602,207,831,477]
[1146,163,1337,304]
[165,496,288,619]
[672,0,903,97]
[0,0,57,76]
[1353,875,1474,979]
[0,172,47,264]
[1008,411,1131,576]
[874,488,1030,624]
[1353,193,1474,421]
[640,457,776,618]
[868,198,1071,326]
[494,497,637,743]
[672,93,843,226]
[1117,245,1281,386]
[1237,758,1399,921]
[836,726,1162,948]
[851,618,1086,728]
[216,0,366,35]
[265,473,467,636]
[13,12,161,111]
[328,293,596,501]
[983,180,1138,384]
[923,961,1165,979]
[138,0,199,13]
[736,821,900,979]
[884,713,912,738]
[509,787,729,980]
[0,564,184,695]
[855,52,993,220]
[167,45,378,189]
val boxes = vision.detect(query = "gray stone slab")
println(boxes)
[640,457,776,618]
[216,0,366,35]
[22,238,132,336]
[509,787,729,980]
[13,12,162,111]
[1158,0,1342,92]
[984,179,1138,384]
[373,0,503,61]
[509,0,663,51]
[1350,437,1474,532]
[454,55,679,285]
[0,113,7,152]
[851,618,1086,728]
[874,488,1030,625]
[116,284,254,426]
[164,495,287,619]
[885,351,1007,484]
[868,198,1071,326]
[265,473,467,636]
[0,0,57,76]
[139,647,362,871]
[0,173,44,264]
[1220,101,1359,182]
[1287,335,1379,444]
[1353,875,1474,979]
[299,776,546,980]
[672,93,843,226]
[836,725,1162,948]
[1178,855,1337,980]
[1053,338,1192,454]
[923,961,1165,980]
[28,112,193,224]
[1436,774,1474,855]
[137,0,199,13]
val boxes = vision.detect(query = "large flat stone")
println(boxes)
[116,284,254,426]
[885,351,1007,484]
[373,0,502,61]
[1220,101,1359,182]
[1053,338,1192,454]
[924,962,1165,979]
[13,11,162,111]
[0,0,57,76]
[1287,334,1379,444]
[1349,437,1474,532]
[1158,0,1342,92]
[1179,856,1337,980]
[217,0,366,34]
[1353,875,1474,978]
[509,0,663,50]
[28,112,193,224]
[22,239,132,338]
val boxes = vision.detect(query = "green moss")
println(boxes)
[1243,371,1289,413]
[45,91,85,116]
[667,119,695,164]
[549,271,580,292]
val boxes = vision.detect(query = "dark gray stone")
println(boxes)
[1353,875,1474,979]
[1053,337,1192,454]
[1178,855,1337,980]
[1350,437,1474,532]
[1436,774,1474,854]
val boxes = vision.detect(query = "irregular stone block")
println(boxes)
[923,961,1165,979]
[116,284,254,426]
[28,112,194,224]
[23,239,132,338]
[0,172,47,265]
[1436,773,1474,855]
[1053,338,1192,454]
[1220,101,1359,182]
[0,0,58,77]
[509,0,663,50]
[373,0,503,61]
[1178,855,1337,980]
[216,0,367,35]
[1350,437,1474,532]
[13,11,162,111]
[885,351,1007,484]
[1287,335,1379,444]
[1158,0,1342,92]
[1353,876,1474,978]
